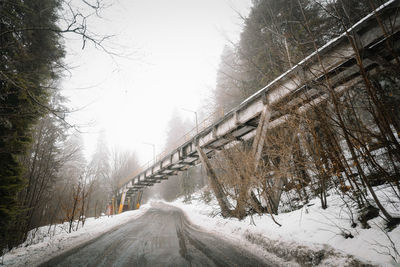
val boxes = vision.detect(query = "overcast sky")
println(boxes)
[62,0,252,164]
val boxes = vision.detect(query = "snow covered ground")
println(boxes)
[2,185,399,266]
[169,186,400,266]
[1,205,150,266]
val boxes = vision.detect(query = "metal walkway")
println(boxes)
[118,0,400,200]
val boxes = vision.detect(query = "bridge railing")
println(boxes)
[119,108,224,187]
[156,108,224,161]
[119,0,400,191]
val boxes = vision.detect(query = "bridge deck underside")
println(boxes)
[119,1,400,197]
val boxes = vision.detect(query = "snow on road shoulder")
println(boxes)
[1,205,149,267]
[169,188,400,267]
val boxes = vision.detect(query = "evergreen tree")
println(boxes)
[213,0,381,111]
[0,0,64,250]
[214,46,245,114]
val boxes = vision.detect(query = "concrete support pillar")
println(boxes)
[131,193,137,210]
[251,104,284,213]
[252,105,271,166]
[196,145,231,217]
[136,191,143,209]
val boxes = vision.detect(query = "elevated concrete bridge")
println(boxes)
[117,0,400,213]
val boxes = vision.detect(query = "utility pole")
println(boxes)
[182,108,199,135]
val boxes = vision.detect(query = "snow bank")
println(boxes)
[3,186,399,266]
[169,186,400,266]
[1,205,149,267]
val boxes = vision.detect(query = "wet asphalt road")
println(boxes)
[41,203,275,267]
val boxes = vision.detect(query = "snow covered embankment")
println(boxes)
[169,186,400,267]
[1,205,149,267]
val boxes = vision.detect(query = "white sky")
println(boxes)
[62,0,252,164]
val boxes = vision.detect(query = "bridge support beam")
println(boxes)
[136,191,143,209]
[130,193,137,210]
[252,105,271,166]
[251,104,283,214]
[196,145,231,217]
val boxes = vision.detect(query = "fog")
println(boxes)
[61,0,252,164]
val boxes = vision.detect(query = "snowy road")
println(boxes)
[40,203,274,267]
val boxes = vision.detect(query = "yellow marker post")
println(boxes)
[118,191,127,214]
